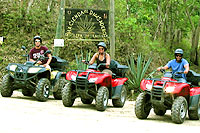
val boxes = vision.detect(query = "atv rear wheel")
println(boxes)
[35,78,51,102]
[22,88,34,97]
[96,86,109,111]
[135,92,152,119]
[81,98,93,104]
[188,96,200,120]
[62,82,76,107]
[1,74,14,97]
[53,77,68,100]
[112,85,127,107]
[153,107,166,116]
[171,96,188,124]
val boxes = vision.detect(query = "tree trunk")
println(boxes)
[47,0,53,12]
[190,19,200,65]
[27,0,34,14]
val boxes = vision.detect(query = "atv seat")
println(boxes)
[88,59,128,77]
[186,70,200,86]
[50,56,68,71]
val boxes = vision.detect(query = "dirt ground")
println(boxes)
[0,91,199,133]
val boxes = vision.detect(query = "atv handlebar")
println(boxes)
[160,69,165,73]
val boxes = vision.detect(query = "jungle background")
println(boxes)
[1,0,200,98]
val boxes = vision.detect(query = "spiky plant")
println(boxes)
[75,50,91,70]
[127,53,152,92]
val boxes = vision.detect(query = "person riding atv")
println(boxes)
[1,36,68,102]
[82,42,112,75]
[62,42,129,111]
[157,49,189,83]
[29,36,52,69]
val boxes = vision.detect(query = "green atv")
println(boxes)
[0,46,68,102]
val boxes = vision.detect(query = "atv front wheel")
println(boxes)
[22,88,34,97]
[153,107,166,116]
[1,74,14,97]
[135,92,152,119]
[96,86,109,111]
[62,82,76,107]
[188,96,200,120]
[171,96,188,124]
[112,85,127,107]
[35,78,51,102]
[53,77,68,100]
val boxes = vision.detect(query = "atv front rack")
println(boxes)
[145,78,180,106]
[72,70,105,99]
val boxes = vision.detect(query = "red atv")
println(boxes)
[62,60,128,111]
[135,70,200,124]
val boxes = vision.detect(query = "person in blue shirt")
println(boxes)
[157,49,189,83]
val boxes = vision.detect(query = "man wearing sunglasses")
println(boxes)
[29,36,52,69]
[157,49,189,83]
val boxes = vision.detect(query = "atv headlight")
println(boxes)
[89,78,98,83]
[165,86,175,93]
[9,65,17,71]
[71,75,76,81]
[146,84,152,90]
[28,67,42,73]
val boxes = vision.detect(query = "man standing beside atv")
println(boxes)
[29,36,52,70]
[82,42,112,75]
[157,49,189,83]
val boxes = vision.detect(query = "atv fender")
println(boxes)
[172,83,190,95]
[66,71,77,80]
[52,72,65,92]
[95,73,112,87]
[112,78,128,99]
[189,94,200,111]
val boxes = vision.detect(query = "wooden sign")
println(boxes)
[65,8,109,41]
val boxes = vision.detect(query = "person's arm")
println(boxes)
[184,64,189,74]
[43,54,52,67]
[157,65,169,71]
[105,53,111,68]
[89,53,98,65]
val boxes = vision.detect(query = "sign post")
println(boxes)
[53,0,65,56]
[110,0,115,59]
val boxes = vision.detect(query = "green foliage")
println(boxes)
[127,53,152,92]
[0,0,199,91]
[75,50,91,70]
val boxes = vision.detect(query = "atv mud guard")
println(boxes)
[189,95,200,110]
[111,78,128,99]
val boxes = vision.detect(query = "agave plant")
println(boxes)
[75,50,91,70]
[127,53,152,92]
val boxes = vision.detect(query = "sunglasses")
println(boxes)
[176,55,182,57]
[35,40,40,42]
[98,48,104,50]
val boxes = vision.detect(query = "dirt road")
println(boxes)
[0,91,199,133]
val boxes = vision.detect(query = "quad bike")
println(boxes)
[135,69,200,124]
[62,60,129,111]
[0,46,68,102]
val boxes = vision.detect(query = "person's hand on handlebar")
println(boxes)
[184,70,189,74]
[82,60,90,65]
[37,61,42,65]
[157,67,163,71]
[106,63,110,68]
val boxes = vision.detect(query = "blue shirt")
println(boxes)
[166,58,189,79]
